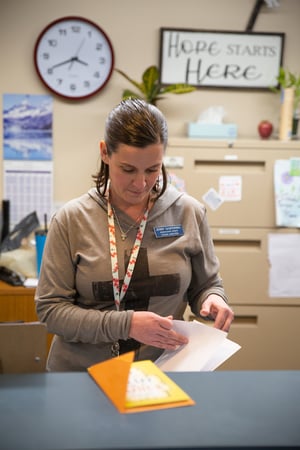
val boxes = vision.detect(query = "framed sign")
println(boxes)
[159,28,285,89]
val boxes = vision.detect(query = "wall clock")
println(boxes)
[34,16,114,100]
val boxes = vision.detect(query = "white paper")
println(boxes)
[202,188,224,211]
[155,320,241,372]
[197,106,225,124]
[219,175,242,202]
[274,159,300,227]
[23,277,39,288]
[200,338,242,371]
[268,233,300,297]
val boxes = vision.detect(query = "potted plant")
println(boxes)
[271,67,300,136]
[115,65,196,106]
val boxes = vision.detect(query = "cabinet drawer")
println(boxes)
[219,305,300,370]
[211,227,300,306]
[186,305,300,370]
[166,140,300,227]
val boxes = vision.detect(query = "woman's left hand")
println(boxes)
[200,295,234,332]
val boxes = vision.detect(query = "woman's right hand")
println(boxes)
[128,311,188,350]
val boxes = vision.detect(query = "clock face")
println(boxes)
[34,16,114,100]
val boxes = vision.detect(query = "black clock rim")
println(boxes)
[33,16,115,100]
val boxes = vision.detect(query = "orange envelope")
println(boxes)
[88,351,195,414]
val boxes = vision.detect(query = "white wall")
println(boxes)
[1,0,299,206]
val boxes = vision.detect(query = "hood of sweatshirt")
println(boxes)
[87,184,185,221]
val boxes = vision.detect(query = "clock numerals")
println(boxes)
[71,25,81,33]
[52,78,99,92]
[56,26,81,35]
[48,39,58,48]
[58,28,67,36]
[34,17,114,99]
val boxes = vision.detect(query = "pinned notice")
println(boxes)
[274,159,300,227]
[219,175,242,202]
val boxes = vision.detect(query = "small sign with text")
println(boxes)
[159,28,284,89]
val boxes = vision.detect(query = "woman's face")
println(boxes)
[100,141,164,208]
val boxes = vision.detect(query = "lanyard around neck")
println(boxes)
[107,198,149,311]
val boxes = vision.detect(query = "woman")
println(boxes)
[35,98,234,371]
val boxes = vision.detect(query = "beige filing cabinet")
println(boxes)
[166,138,300,370]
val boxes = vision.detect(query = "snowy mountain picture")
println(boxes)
[3,94,53,160]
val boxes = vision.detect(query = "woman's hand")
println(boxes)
[200,294,234,332]
[129,311,188,350]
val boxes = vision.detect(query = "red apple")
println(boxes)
[258,120,273,139]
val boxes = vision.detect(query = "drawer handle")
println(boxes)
[233,315,258,325]
[194,160,266,172]
[214,239,261,249]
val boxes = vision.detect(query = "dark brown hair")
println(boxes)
[93,99,168,197]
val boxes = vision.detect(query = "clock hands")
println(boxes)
[50,58,75,70]
[50,56,88,71]
[68,39,86,70]
[50,40,88,71]
[74,57,88,66]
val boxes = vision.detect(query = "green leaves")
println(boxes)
[161,84,196,94]
[115,65,196,105]
[271,67,300,112]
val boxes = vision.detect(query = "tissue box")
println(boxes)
[187,123,238,139]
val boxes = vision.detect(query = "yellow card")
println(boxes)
[88,352,195,414]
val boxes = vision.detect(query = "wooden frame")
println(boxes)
[159,28,285,89]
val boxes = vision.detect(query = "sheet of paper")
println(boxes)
[155,320,241,372]
[23,277,39,287]
[219,175,242,201]
[268,233,300,297]
[200,338,242,371]
[274,159,300,227]
[202,188,224,211]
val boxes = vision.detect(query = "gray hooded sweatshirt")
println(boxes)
[35,184,228,371]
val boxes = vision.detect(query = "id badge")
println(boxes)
[153,225,184,238]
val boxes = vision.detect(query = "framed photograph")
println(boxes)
[159,28,285,89]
